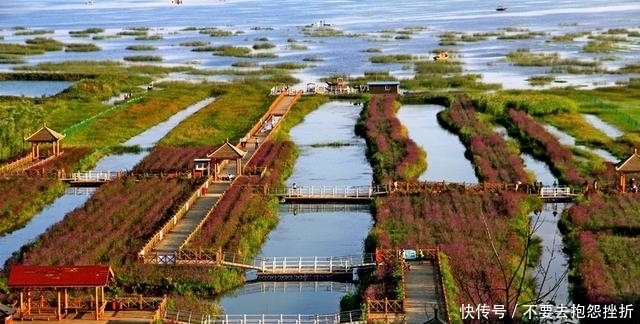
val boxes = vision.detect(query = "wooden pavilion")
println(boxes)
[8,265,113,321]
[24,125,65,160]
[207,141,247,180]
[615,148,640,193]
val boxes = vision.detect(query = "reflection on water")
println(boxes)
[0,98,214,266]
[397,105,477,183]
[218,102,373,315]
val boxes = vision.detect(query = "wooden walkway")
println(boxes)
[144,92,301,260]
[403,261,447,324]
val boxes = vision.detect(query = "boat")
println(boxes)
[496,5,507,11]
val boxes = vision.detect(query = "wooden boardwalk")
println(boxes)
[403,261,447,324]
[144,92,301,260]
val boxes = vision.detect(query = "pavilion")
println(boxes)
[206,141,247,180]
[8,265,113,321]
[24,125,65,160]
[615,149,640,192]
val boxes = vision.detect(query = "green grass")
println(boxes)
[123,55,163,62]
[65,43,101,52]
[126,45,158,51]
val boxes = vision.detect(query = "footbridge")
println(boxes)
[264,182,579,203]
[165,310,364,324]
[144,250,375,282]
[60,170,124,187]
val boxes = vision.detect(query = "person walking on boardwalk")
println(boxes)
[255,138,260,149]
[240,137,247,148]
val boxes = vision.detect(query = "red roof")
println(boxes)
[8,265,113,288]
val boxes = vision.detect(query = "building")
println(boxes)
[367,81,400,95]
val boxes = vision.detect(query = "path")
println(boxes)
[148,92,300,257]
[404,261,447,324]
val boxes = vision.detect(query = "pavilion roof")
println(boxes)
[207,141,246,159]
[24,126,65,143]
[615,149,640,172]
[8,265,113,288]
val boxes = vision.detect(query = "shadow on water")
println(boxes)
[0,98,215,265]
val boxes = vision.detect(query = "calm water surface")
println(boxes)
[218,101,373,314]
[2,1,640,89]
[397,104,477,183]
[0,81,72,97]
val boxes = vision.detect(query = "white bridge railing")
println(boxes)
[198,311,364,324]
[68,170,122,182]
[273,185,386,198]
[539,186,572,197]
[252,255,375,273]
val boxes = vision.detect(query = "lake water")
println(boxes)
[0,81,72,97]
[2,1,640,89]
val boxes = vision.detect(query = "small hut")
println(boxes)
[615,148,640,192]
[24,125,65,160]
[367,81,399,95]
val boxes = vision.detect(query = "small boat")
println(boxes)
[496,5,507,11]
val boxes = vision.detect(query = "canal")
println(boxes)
[218,101,373,314]
[0,97,215,265]
[397,105,574,308]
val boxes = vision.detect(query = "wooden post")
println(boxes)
[64,288,68,314]
[57,290,61,320]
[94,287,99,320]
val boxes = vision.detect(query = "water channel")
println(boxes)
[0,97,215,265]
[397,105,573,307]
[218,101,374,314]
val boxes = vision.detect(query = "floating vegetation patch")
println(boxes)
[369,54,414,63]
[252,42,276,50]
[527,75,555,86]
[180,41,210,47]
[288,44,308,50]
[548,31,591,43]
[231,61,258,68]
[414,60,463,74]
[582,40,623,53]
[69,28,105,37]
[25,37,64,51]
[363,48,382,53]
[263,62,308,70]
[118,30,147,37]
[302,56,323,62]
[0,54,25,64]
[123,55,163,62]
[126,45,158,51]
[497,30,547,40]
[254,37,269,42]
[301,26,356,37]
[65,43,101,52]
[199,28,235,37]
[13,29,54,36]
[109,145,142,155]
[135,35,163,41]
[0,43,46,55]
[618,64,640,74]
[310,141,352,148]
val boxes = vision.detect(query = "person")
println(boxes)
[515,180,522,192]
[292,182,297,190]
[393,180,398,192]
[240,137,247,148]
[255,138,260,149]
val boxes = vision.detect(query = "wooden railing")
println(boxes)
[366,298,404,314]
[138,178,212,261]
[269,185,385,199]
[0,154,32,174]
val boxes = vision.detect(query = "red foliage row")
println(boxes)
[443,95,529,183]
[362,94,423,182]
[506,109,587,184]
[8,177,199,267]
[134,146,215,173]
[566,193,640,232]
[373,187,528,308]
[575,231,615,304]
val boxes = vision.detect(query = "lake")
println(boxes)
[2,0,640,89]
